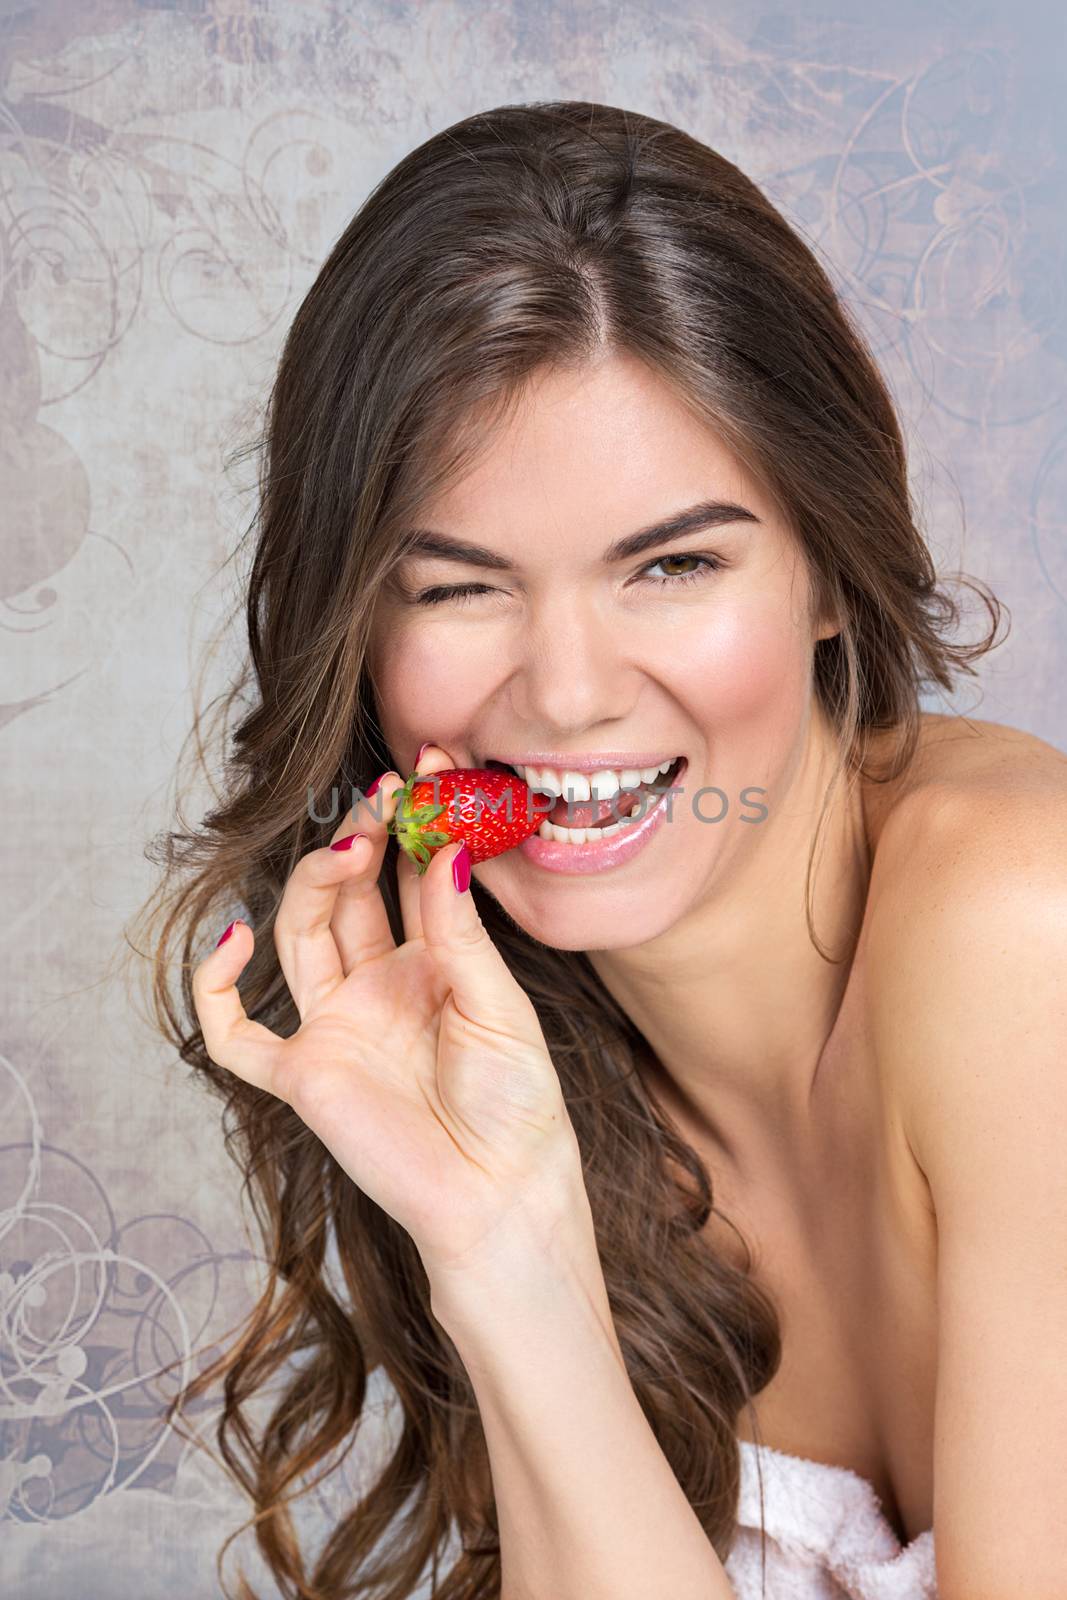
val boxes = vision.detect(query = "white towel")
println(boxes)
[725,1439,937,1599]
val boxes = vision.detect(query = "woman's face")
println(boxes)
[367,350,838,950]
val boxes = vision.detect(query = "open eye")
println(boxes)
[639,553,723,588]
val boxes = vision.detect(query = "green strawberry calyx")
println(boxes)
[386,770,454,875]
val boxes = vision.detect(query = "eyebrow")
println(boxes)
[403,498,761,572]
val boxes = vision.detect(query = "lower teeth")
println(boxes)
[537,783,669,845]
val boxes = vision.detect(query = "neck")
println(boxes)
[587,709,872,1171]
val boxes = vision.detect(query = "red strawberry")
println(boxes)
[386,766,547,875]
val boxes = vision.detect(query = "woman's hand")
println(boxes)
[191,745,580,1284]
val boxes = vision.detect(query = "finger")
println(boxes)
[192,921,284,1094]
[395,845,428,946]
[419,839,546,1050]
[326,769,409,977]
[394,744,459,945]
[275,779,403,1018]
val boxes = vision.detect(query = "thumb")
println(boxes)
[420,841,546,1049]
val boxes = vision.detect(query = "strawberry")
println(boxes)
[386,766,547,874]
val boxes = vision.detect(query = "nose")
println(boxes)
[509,592,640,734]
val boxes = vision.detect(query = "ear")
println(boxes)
[805,565,842,644]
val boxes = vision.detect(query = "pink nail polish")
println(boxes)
[215,920,237,948]
[416,741,431,765]
[331,832,366,852]
[365,772,387,797]
[452,842,471,894]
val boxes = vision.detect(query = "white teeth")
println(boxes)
[530,766,564,797]
[514,756,679,795]
[535,786,670,844]
[561,770,591,802]
[588,769,620,800]
[489,757,683,846]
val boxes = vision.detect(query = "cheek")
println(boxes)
[676,599,812,728]
[370,622,495,749]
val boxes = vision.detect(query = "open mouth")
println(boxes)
[484,755,687,836]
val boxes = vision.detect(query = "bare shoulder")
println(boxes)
[863,711,1067,849]
[863,709,1067,962]
[862,711,1067,879]
[861,713,1067,1169]
[863,722,1067,1599]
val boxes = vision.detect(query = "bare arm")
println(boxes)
[868,789,1067,1600]
[191,745,736,1597]
[425,1173,737,1600]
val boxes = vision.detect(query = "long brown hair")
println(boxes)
[124,101,1004,1598]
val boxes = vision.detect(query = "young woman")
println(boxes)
[134,102,1067,1599]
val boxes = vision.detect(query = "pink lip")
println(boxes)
[514,760,686,875]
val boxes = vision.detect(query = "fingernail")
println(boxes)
[331,832,367,852]
[215,920,237,948]
[416,741,432,765]
[365,771,390,798]
[452,842,471,894]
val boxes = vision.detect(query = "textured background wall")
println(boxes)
[3,1,1064,1594]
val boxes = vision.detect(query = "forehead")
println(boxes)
[417,351,780,543]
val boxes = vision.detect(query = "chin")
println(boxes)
[475,860,689,953]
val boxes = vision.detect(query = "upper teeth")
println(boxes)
[510,758,678,801]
